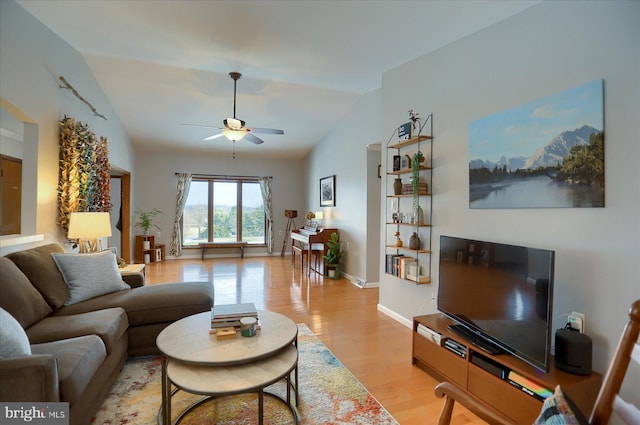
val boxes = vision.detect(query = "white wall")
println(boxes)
[133,150,306,257]
[305,89,381,284]
[379,0,639,404]
[0,1,135,254]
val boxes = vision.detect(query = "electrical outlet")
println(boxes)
[569,311,585,333]
[571,311,585,332]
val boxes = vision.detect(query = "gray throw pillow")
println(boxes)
[0,307,31,358]
[51,250,130,306]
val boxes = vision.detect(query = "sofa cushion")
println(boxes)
[51,250,130,306]
[6,243,69,310]
[0,308,32,358]
[0,257,52,327]
[26,308,128,355]
[54,281,213,326]
[31,335,106,408]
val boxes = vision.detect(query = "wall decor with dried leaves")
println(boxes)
[57,116,112,233]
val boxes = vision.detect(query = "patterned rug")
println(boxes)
[92,324,398,424]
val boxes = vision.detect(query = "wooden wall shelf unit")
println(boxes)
[385,115,433,285]
[412,314,602,424]
[134,235,164,264]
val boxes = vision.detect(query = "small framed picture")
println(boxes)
[393,155,401,171]
[398,122,412,140]
[320,175,336,207]
[400,154,411,170]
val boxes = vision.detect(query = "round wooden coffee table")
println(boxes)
[156,310,299,425]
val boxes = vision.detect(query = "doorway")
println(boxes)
[1,155,22,235]
[110,168,131,262]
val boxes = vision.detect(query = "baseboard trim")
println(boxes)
[342,272,378,289]
[376,304,413,329]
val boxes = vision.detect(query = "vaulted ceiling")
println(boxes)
[17,0,539,159]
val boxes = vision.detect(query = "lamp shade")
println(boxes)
[315,211,323,220]
[68,212,112,239]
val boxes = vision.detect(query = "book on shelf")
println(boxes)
[398,257,416,279]
[385,255,418,278]
[401,183,428,195]
[385,254,403,275]
[406,273,430,283]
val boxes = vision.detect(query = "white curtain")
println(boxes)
[259,177,273,253]
[170,173,192,256]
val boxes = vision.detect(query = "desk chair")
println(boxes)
[435,299,640,425]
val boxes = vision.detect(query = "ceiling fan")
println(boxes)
[184,72,284,149]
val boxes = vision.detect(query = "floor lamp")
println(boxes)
[67,212,112,253]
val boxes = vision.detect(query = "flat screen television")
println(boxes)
[438,235,555,372]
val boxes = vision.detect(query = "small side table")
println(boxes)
[120,263,146,277]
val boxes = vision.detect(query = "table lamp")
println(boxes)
[67,212,112,253]
[314,211,323,227]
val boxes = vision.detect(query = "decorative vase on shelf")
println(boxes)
[409,232,421,250]
[416,206,424,225]
[394,232,403,247]
[143,240,151,250]
[393,178,402,196]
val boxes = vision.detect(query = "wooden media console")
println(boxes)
[413,314,602,424]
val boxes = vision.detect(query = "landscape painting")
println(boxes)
[469,79,604,208]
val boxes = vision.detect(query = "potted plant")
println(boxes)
[135,208,163,236]
[323,232,343,279]
[412,151,424,215]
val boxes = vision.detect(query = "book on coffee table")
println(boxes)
[211,303,258,322]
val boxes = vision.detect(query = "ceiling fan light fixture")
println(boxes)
[223,128,247,142]
[224,117,244,131]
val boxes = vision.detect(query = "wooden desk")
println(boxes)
[290,227,337,276]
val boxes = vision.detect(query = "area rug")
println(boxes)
[92,324,398,424]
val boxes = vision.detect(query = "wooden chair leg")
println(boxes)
[437,397,455,425]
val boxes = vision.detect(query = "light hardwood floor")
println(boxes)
[144,255,486,425]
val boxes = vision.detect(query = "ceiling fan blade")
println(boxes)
[250,127,284,135]
[244,133,264,145]
[203,133,225,141]
[181,123,224,130]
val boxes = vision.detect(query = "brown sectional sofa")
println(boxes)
[0,243,213,425]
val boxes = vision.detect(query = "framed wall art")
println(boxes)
[468,79,604,209]
[320,175,336,207]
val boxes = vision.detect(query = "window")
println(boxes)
[182,178,265,246]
